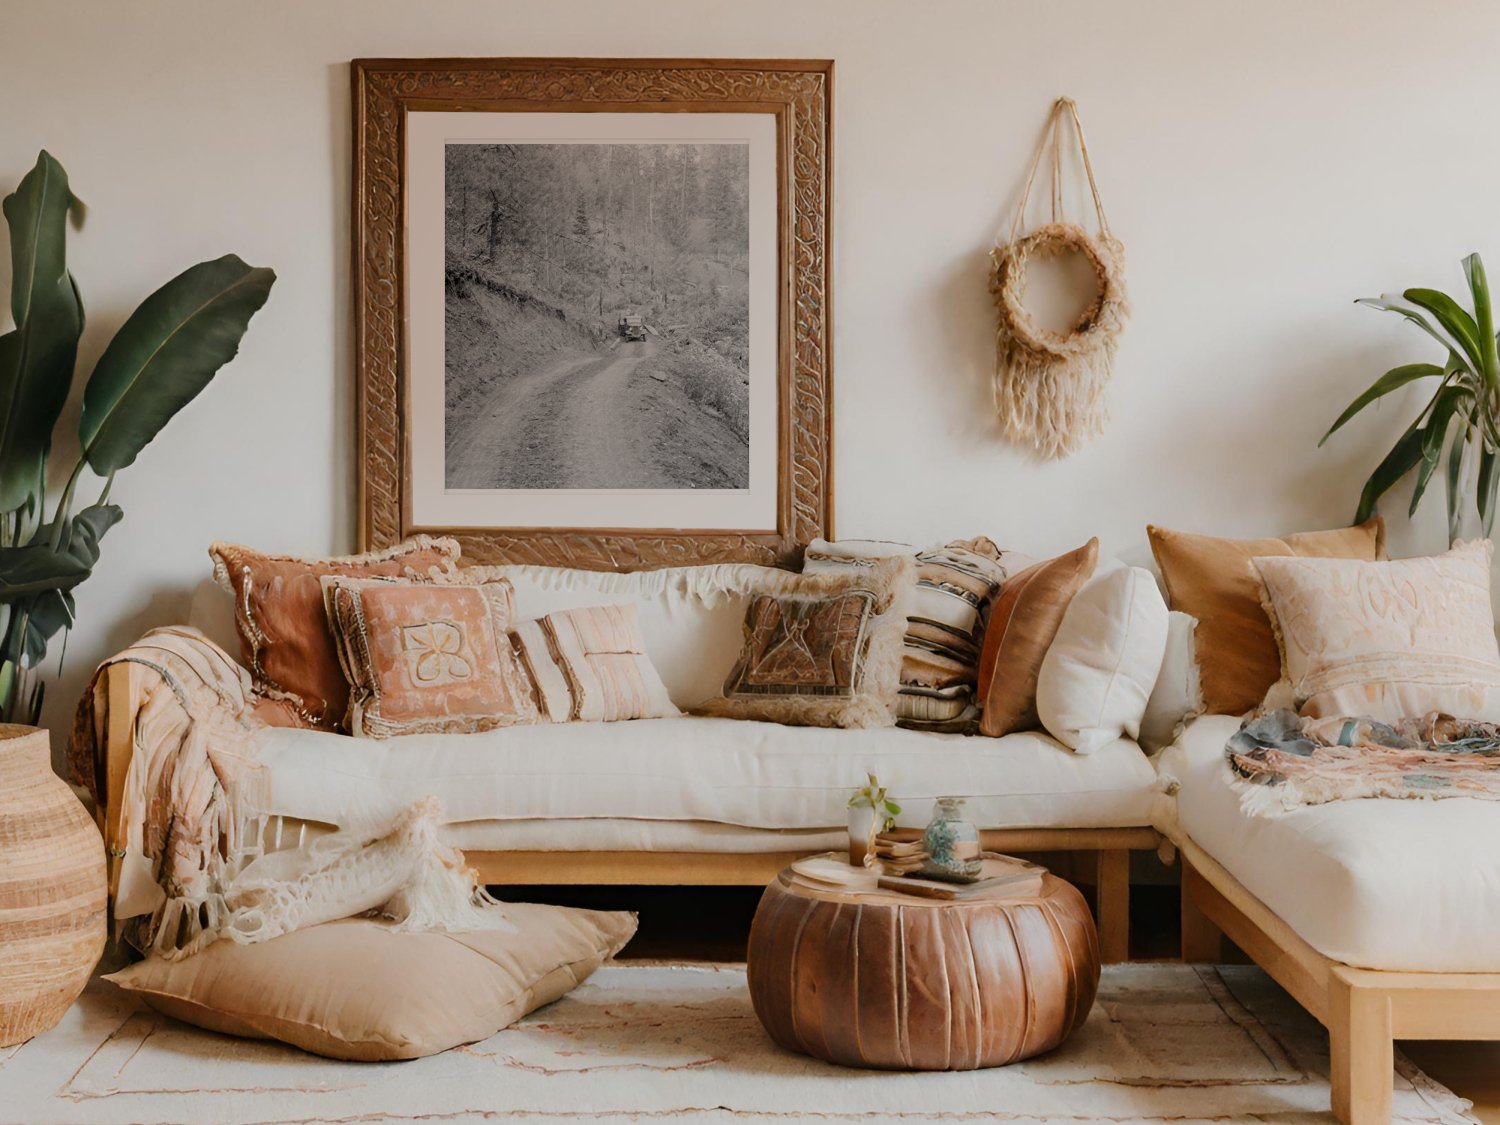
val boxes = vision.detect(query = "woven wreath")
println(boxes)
[991,100,1129,460]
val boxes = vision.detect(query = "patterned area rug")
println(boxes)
[0,962,1475,1124]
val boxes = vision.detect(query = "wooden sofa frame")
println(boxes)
[1179,835,1500,1125]
[99,661,1156,963]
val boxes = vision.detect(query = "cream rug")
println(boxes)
[0,962,1475,1124]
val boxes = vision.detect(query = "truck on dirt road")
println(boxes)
[617,314,646,341]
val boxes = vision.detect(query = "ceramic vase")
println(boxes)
[921,796,983,882]
[847,805,878,866]
[0,725,107,1046]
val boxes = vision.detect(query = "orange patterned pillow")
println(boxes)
[211,537,461,730]
[322,575,539,738]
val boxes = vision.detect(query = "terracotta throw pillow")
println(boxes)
[1147,518,1385,716]
[210,537,461,729]
[1254,540,1500,722]
[322,575,539,738]
[977,539,1099,738]
[510,603,679,723]
[701,555,915,729]
[105,904,637,1061]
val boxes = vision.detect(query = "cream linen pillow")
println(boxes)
[1036,564,1169,754]
[105,904,637,1061]
[510,603,679,723]
[1254,540,1500,722]
[1137,611,1202,752]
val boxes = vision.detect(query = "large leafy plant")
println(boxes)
[0,151,274,724]
[1323,253,1500,543]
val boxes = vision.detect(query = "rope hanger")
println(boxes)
[989,97,1129,461]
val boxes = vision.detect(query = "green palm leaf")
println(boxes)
[1321,363,1443,446]
[1355,420,1426,524]
[79,254,274,474]
[0,151,84,512]
[1404,288,1483,372]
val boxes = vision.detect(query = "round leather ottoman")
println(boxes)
[747,865,1100,1070]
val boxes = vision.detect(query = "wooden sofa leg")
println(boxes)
[1094,849,1129,964]
[1328,968,1393,1125]
[1179,858,1224,963]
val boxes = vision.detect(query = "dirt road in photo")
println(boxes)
[445,339,747,490]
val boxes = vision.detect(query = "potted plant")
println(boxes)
[0,150,272,1045]
[1323,252,1500,543]
[846,772,901,865]
[0,151,274,724]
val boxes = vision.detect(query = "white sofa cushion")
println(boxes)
[1158,714,1500,972]
[1035,564,1168,754]
[249,717,1158,834]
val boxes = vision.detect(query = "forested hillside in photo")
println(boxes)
[443,142,752,491]
[445,142,749,365]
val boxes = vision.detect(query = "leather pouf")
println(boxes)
[0,724,106,1046]
[748,869,1099,1070]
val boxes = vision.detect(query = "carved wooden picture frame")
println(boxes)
[352,58,832,569]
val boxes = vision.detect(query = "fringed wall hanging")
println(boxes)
[991,97,1129,460]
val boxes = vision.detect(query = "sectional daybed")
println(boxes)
[84,528,1500,1125]
[1163,715,1500,1125]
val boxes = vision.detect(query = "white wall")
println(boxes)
[2,0,1497,745]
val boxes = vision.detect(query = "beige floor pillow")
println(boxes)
[105,903,636,1060]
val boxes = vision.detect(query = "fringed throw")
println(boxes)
[70,628,510,959]
[1226,708,1500,816]
[991,98,1129,460]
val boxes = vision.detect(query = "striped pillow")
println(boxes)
[803,538,1025,731]
[511,603,679,723]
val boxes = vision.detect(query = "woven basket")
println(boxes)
[0,724,106,1046]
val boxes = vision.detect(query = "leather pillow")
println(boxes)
[105,904,637,1061]
[1147,518,1385,716]
[210,537,461,730]
[977,539,1098,738]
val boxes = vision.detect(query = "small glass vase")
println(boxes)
[921,797,983,882]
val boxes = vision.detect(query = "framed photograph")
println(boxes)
[352,58,833,569]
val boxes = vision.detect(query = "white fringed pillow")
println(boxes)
[1036,564,1169,753]
[1254,540,1500,722]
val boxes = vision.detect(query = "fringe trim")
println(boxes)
[486,561,801,610]
[990,223,1130,461]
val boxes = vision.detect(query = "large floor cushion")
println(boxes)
[1159,715,1500,972]
[249,717,1159,833]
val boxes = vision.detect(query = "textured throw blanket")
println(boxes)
[70,627,510,959]
[1226,708,1500,816]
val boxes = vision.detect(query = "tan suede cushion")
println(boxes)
[105,904,637,1061]
[210,537,461,729]
[977,539,1098,738]
[1148,518,1385,716]
[323,575,540,738]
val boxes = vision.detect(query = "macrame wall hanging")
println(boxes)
[991,97,1129,460]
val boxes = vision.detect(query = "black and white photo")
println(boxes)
[443,142,750,491]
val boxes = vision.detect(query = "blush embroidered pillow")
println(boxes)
[210,537,461,730]
[510,603,679,723]
[701,555,916,729]
[322,574,539,738]
[1253,540,1500,723]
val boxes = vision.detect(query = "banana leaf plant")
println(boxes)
[0,151,274,725]
[1323,253,1500,545]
